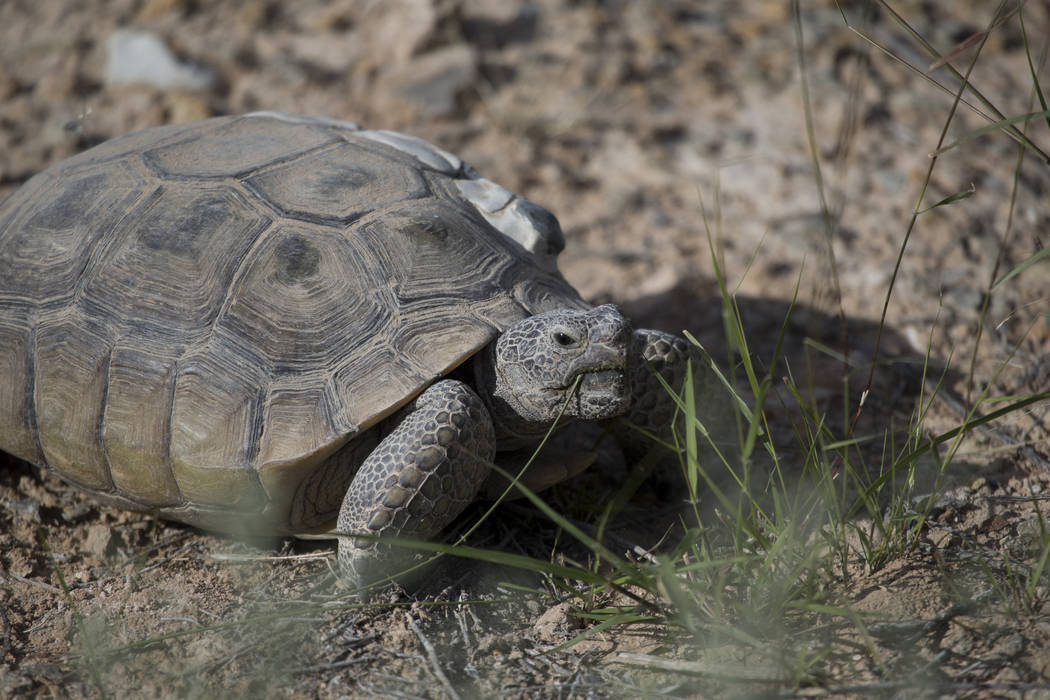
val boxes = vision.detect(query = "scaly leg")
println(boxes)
[624,329,741,473]
[622,329,693,449]
[336,379,495,587]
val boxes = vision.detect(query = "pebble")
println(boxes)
[384,44,478,118]
[532,601,578,641]
[167,93,212,123]
[84,523,114,559]
[0,65,18,102]
[105,30,216,91]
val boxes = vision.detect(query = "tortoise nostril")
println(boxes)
[593,321,629,345]
[588,304,631,344]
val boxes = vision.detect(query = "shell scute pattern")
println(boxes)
[216,222,391,375]
[33,317,114,492]
[0,167,147,306]
[103,345,180,504]
[81,183,271,343]
[142,116,337,178]
[243,140,431,226]
[0,113,584,532]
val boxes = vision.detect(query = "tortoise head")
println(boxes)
[491,304,632,422]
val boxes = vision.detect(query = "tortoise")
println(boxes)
[0,112,690,586]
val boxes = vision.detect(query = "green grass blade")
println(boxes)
[992,245,1050,289]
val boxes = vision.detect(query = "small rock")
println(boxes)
[5,550,34,578]
[62,502,95,523]
[993,633,1025,660]
[136,0,187,21]
[105,30,215,91]
[83,523,114,560]
[285,32,361,74]
[383,44,477,118]
[366,0,440,64]
[0,65,19,102]
[34,56,78,102]
[167,93,212,123]
[3,494,40,522]
[137,0,187,21]
[462,0,539,48]
[928,528,956,549]
[532,601,578,642]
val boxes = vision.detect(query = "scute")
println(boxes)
[33,315,114,492]
[79,182,271,342]
[59,120,205,170]
[357,130,464,174]
[215,222,394,376]
[244,141,430,225]
[0,319,39,466]
[331,341,434,429]
[0,167,146,304]
[169,344,268,510]
[257,386,339,468]
[352,198,516,306]
[391,302,498,377]
[255,385,347,523]
[273,234,321,284]
[144,115,336,178]
[103,346,181,506]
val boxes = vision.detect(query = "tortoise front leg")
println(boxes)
[623,328,742,472]
[336,379,495,587]
[622,329,693,445]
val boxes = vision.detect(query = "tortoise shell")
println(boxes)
[0,112,584,531]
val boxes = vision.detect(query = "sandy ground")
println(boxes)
[1,1,1049,697]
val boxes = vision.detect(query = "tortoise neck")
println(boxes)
[473,344,552,446]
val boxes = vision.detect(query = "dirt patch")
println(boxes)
[2,1,1049,697]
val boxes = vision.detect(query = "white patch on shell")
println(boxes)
[357,130,463,174]
[455,179,562,270]
[455,178,515,213]
[244,112,361,132]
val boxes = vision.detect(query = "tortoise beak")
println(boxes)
[571,368,629,419]
[578,368,627,404]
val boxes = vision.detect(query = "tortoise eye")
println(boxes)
[551,331,579,348]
